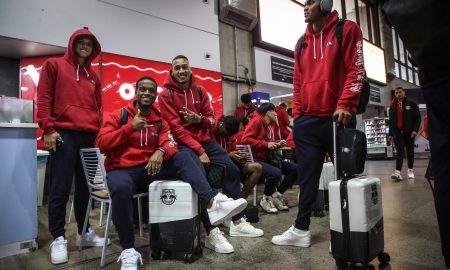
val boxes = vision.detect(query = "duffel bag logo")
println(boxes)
[160,189,177,205]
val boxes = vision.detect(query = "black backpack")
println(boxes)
[119,108,162,132]
[296,19,370,114]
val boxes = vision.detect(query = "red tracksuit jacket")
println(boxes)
[292,11,364,119]
[159,74,215,155]
[95,102,177,172]
[37,28,102,135]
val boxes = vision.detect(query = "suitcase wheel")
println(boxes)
[184,253,193,264]
[335,259,347,270]
[151,250,162,260]
[378,251,391,264]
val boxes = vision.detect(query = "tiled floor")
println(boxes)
[0,158,446,270]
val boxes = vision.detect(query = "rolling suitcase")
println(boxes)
[149,180,202,263]
[313,162,335,217]
[329,122,390,269]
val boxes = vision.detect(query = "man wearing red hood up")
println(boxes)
[37,28,105,265]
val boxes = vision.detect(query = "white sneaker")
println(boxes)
[391,170,403,181]
[76,228,111,247]
[407,169,415,179]
[272,193,289,211]
[50,236,68,265]
[205,227,234,254]
[229,218,264,237]
[271,226,311,247]
[207,193,247,226]
[117,248,143,270]
[260,195,278,214]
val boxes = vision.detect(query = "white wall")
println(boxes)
[0,0,220,71]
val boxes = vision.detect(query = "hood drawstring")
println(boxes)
[312,32,324,60]
[320,31,324,59]
[76,64,80,81]
[140,128,149,147]
[274,117,282,139]
[267,125,275,142]
[189,88,195,105]
[84,66,90,78]
[313,35,316,60]
[183,91,188,109]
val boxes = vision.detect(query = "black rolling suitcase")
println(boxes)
[149,180,202,263]
[329,122,390,269]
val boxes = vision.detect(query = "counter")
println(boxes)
[0,123,39,258]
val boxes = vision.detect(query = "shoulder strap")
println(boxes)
[296,34,306,67]
[335,18,346,48]
[167,88,175,102]
[120,108,128,127]
[195,86,203,100]
[156,120,162,132]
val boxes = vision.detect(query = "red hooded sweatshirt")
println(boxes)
[234,103,256,120]
[212,115,237,154]
[95,101,177,172]
[37,29,102,135]
[159,73,215,155]
[275,105,290,139]
[292,11,364,119]
[241,112,281,161]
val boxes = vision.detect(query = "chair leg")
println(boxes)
[100,202,112,267]
[138,197,143,237]
[78,197,92,251]
[253,186,257,206]
[67,199,74,224]
[99,202,104,227]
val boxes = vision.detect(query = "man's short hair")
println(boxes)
[279,102,287,108]
[222,116,240,136]
[240,93,252,104]
[136,76,157,88]
[257,102,275,116]
[172,55,189,62]
[395,86,404,91]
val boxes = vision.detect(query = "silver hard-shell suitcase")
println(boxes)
[329,121,390,269]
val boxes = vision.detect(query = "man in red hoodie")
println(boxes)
[275,103,291,139]
[272,0,365,248]
[96,77,248,268]
[212,115,263,199]
[242,103,298,213]
[159,55,264,254]
[234,93,256,120]
[37,28,106,265]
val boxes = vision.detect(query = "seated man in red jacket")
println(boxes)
[234,93,256,120]
[275,103,291,139]
[242,103,298,213]
[158,56,264,254]
[96,76,248,268]
[212,115,263,199]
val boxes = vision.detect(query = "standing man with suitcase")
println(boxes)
[388,86,421,181]
[272,0,365,247]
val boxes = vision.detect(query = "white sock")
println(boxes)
[293,227,308,234]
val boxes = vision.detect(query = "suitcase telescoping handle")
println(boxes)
[332,117,339,181]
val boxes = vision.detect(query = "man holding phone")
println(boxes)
[212,115,263,199]
[242,103,298,213]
